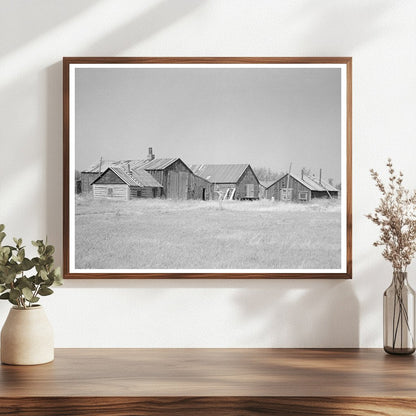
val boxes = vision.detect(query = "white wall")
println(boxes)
[1,0,415,347]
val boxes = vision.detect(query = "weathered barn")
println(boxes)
[130,155,212,200]
[190,164,260,200]
[91,166,163,200]
[265,172,339,202]
[84,148,213,200]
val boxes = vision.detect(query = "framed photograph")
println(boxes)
[63,57,352,279]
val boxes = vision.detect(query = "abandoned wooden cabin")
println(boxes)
[265,171,339,202]
[85,148,213,201]
[91,166,163,200]
[190,164,260,200]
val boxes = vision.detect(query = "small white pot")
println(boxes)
[1,305,54,365]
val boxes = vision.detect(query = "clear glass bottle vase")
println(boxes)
[383,271,416,355]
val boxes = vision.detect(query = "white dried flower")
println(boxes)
[367,159,416,272]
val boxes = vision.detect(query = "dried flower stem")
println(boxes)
[366,159,416,272]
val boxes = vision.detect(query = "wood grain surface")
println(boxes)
[1,348,415,415]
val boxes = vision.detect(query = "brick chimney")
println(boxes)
[147,147,155,161]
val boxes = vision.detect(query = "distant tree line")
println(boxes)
[253,167,284,182]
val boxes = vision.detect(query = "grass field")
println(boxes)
[75,197,342,270]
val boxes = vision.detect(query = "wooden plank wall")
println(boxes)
[129,186,161,199]
[266,176,311,202]
[81,172,100,193]
[189,175,213,200]
[93,184,129,200]
[236,167,259,200]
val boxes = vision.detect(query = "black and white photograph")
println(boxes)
[64,58,352,278]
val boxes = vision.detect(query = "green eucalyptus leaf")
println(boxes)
[17,248,25,262]
[38,287,53,296]
[9,288,21,301]
[53,267,63,285]
[45,245,55,256]
[0,224,5,232]
[39,269,48,281]
[17,276,35,290]
[20,258,33,271]
[22,287,34,301]
[3,272,16,285]
[0,232,5,244]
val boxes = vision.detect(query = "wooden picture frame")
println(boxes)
[63,57,352,279]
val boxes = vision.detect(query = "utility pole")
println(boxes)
[286,162,292,201]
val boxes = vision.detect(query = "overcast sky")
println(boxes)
[75,66,342,182]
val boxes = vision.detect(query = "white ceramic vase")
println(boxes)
[1,305,54,365]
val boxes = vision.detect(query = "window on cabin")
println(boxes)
[107,188,113,196]
[136,189,142,197]
[152,188,157,198]
[299,191,308,201]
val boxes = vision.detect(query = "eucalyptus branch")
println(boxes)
[0,225,62,309]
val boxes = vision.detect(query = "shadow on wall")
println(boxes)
[82,0,206,55]
[0,0,101,57]
[233,279,359,347]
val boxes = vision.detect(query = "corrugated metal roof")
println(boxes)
[132,158,179,170]
[190,164,249,183]
[82,158,178,173]
[131,168,163,187]
[295,174,338,192]
[93,167,162,188]
[319,179,339,192]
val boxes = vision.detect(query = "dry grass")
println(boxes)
[75,196,342,270]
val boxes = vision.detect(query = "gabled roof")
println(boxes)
[82,158,179,173]
[260,179,281,189]
[132,158,179,170]
[294,173,338,192]
[91,167,162,188]
[267,172,338,192]
[130,169,163,187]
[190,164,250,183]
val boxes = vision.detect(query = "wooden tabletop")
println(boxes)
[1,348,416,415]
